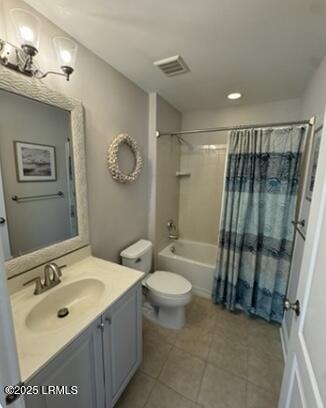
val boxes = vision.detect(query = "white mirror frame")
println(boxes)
[0,66,89,278]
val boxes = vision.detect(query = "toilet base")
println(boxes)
[158,305,186,329]
[142,303,186,330]
[142,283,191,330]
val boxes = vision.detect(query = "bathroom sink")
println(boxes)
[25,278,105,332]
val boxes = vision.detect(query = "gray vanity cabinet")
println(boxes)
[102,284,142,406]
[24,283,142,408]
[25,317,106,408]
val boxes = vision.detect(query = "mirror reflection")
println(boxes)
[0,89,77,260]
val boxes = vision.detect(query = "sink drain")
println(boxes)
[57,307,69,318]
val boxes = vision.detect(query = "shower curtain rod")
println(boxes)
[157,117,315,137]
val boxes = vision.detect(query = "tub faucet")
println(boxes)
[167,219,179,240]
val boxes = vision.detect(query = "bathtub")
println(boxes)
[157,239,218,298]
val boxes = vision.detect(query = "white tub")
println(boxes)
[157,239,218,298]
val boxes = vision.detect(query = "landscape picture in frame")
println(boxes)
[306,126,322,201]
[14,141,57,182]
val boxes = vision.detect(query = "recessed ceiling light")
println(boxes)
[227,92,242,100]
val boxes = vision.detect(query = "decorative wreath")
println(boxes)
[107,133,143,184]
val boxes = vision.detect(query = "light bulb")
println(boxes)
[53,36,78,69]
[19,25,34,43]
[10,8,40,50]
[60,49,72,64]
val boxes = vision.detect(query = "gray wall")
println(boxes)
[0,89,72,256]
[155,96,181,252]
[0,0,149,263]
[182,97,302,143]
[299,56,326,226]
[301,56,326,125]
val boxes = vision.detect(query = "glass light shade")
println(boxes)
[10,8,41,50]
[53,36,78,69]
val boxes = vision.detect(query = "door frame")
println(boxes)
[0,164,12,261]
[279,111,326,407]
[0,241,23,407]
[280,117,317,356]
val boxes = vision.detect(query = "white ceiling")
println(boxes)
[25,0,326,112]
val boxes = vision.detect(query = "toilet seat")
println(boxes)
[146,271,192,299]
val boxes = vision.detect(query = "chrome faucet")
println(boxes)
[34,262,63,295]
[167,219,179,240]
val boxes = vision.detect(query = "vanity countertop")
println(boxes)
[10,256,143,382]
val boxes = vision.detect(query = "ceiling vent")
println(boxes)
[154,55,190,77]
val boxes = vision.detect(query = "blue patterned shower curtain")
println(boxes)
[212,126,306,323]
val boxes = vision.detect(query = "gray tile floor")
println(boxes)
[116,296,283,408]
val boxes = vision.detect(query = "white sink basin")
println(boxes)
[25,278,105,332]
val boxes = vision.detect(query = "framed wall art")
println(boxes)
[14,141,56,182]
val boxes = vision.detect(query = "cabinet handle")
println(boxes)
[98,323,105,330]
[105,317,112,325]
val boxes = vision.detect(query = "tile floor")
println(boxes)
[116,296,284,408]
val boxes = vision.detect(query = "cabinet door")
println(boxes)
[25,318,105,408]
[103,284,142,406]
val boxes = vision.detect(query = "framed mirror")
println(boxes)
[0,66,89,278]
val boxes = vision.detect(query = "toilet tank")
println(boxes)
[120,239,153,274]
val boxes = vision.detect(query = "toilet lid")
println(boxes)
[146,271,192,296]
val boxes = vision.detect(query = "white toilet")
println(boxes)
[121,239,192,329]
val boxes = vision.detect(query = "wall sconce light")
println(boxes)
[53,37,77,80]
[0,8,77,81]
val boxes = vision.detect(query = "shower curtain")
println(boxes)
[212,126,306,323]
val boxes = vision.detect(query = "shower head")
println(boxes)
[175,135,193,150]
[176,135,185,145]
